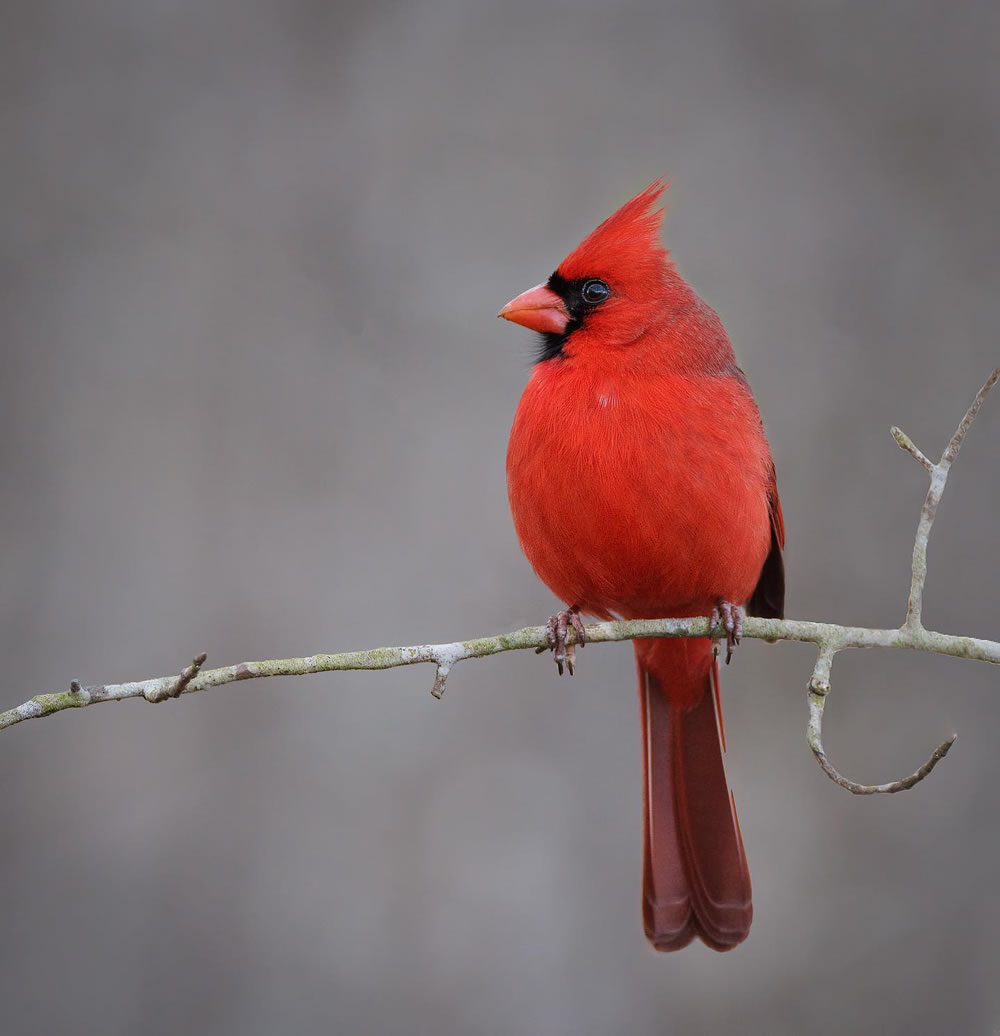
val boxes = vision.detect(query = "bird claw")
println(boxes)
[544,606,586,675]
[710,601,743,665]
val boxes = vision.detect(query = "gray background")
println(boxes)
[3,2,999,1033]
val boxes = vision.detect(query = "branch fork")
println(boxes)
[805,368,999,793]
[144,653,208,704]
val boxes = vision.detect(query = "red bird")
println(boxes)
[501,182,784,951]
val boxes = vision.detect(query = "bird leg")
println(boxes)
[710,600,743,665]
[542,606,586,675]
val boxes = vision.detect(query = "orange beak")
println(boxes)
[498,283,569,335]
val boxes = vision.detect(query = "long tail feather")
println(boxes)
[637,637,752,951]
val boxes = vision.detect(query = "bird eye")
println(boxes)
[581,279,611,305]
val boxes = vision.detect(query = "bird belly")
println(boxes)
[506,370,772,619]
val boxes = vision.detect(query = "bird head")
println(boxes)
[499,181,690,361]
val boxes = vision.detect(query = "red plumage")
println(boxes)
[502,181,784,951]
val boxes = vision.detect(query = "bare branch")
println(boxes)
[943,367,1000,466]
[2,371,998,803]
[807,368,997,792]
[430,663,451,700]
[813,729,957,795]
[2,617,997,733]
[902,369,999,631]
[145,653,208,704]
[807,644,958,793]
[890,426,933,472]
[903,466,946,631]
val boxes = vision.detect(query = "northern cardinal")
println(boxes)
[501,182,784,951]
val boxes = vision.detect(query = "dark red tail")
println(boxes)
[636,637,752,951]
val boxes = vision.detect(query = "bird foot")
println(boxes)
[710,601,743,665]
[540,606,586,675]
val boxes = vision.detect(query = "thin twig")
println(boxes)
[145,653,208,703]
[890,427,933,472]
[812,728,957,795]
[943,367,1000,465]
[806,643,957,794]
[430,663,451,700]
[903,368,999,631]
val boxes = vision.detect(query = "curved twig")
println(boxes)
[806,645,958,794]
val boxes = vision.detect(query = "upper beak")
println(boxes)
[498,283,569,335]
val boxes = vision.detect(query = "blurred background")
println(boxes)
[2,2,999,1033]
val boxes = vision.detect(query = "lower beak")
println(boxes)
[498,283,569,335]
